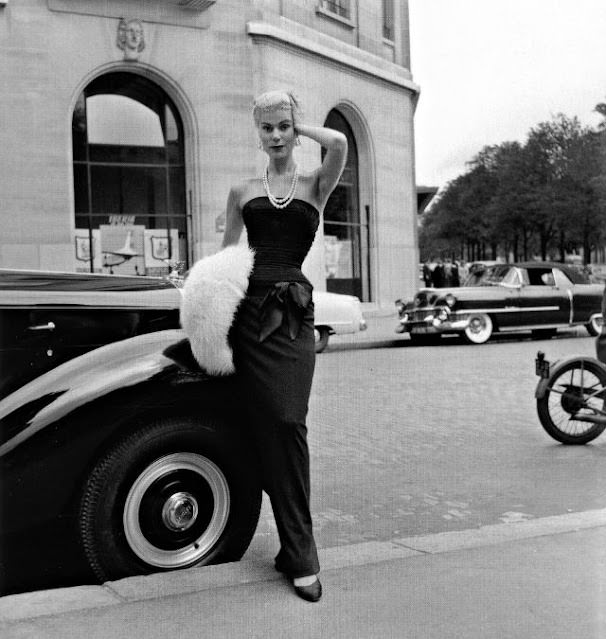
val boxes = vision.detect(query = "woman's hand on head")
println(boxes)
[287,92,303,133]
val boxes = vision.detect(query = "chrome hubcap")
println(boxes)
[123,452,230,569]
[161,491,199,532]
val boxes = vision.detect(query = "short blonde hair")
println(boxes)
[252,90,301,126]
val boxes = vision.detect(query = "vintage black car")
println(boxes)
[395,262,604,344]
[0,269,262,584]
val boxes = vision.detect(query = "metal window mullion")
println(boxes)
[74,160,184,169]
[85,110,94,274]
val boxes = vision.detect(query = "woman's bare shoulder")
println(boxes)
[233,178,264,208]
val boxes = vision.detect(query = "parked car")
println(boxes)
[0,268,262,584]
[313,290,367,352]
[0,268,367,585]
[395,262,604,344]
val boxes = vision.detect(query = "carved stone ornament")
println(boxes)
[117,18,145,61]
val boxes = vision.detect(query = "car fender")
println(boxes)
[534,355,605,399]
[0,329,240,534]
[313,290,366,335]
[0,329,212,455]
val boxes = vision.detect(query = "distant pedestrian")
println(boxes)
[422,260,433,287]
[432,258,445,288]
[444,258,460,287]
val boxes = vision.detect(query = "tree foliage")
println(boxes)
[420,107,606,264]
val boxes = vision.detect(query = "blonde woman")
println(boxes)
[222,90,346,602]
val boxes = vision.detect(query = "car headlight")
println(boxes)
[444,294,456,308]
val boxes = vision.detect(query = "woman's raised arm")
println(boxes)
[296,122,347,207]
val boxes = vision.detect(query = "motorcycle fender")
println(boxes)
[534,355,604,399]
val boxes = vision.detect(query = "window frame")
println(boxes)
[382,0,395,42]
[316,0,355,28]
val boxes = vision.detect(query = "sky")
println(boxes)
[408,0,606,190]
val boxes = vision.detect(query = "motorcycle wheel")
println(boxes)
[537,359,606,444]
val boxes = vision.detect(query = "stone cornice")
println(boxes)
[246,21,420,94]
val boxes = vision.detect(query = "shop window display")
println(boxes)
[72,72,187,276]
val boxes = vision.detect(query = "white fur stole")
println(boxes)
[180,244,255,375]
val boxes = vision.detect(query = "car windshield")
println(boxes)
[470,265,518,287]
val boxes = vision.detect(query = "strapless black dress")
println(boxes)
[230,196,320,578]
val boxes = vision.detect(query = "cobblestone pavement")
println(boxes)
[244,328,606,563]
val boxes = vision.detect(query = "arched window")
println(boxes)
[323,109,370,300]
[72,72,187,275]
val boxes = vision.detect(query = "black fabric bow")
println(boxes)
[258,281,312,342]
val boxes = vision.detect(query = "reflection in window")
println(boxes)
[72,72,187,276]
[86,95,164,146]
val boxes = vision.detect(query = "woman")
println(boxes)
[222,90,347,602]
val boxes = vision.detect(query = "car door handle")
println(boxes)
[27,321,56,331]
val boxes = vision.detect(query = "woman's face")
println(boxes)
[257,107,296,159]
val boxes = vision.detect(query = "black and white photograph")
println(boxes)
[1,0,605,637]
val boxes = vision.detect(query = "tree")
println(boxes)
[419,109,606,265]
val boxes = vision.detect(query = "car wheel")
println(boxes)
[314,327,330,353]
[463,313,493,344]
[585,315,603,337]
[78,416,262,582]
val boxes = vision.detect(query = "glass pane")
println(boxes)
[324,184,356,224]
[165,104,179,143]
[169,167,186,216]
[323,0,350,19]
[86,94,164,147]
[82,214,110,228]
[324,223,361,277]
[383,0,394,40]
[72,93,88,161]
[73,164,89,213]
[91,166,167,217]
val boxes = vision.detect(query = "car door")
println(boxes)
[0,280,139,399]
[517,267,570,327]
[0,271,180,399]
[0,300,61,399]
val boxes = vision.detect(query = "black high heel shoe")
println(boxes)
[293,577,322,603]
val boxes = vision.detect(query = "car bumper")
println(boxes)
[396,310,470,335]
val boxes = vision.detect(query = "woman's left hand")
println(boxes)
[287,92,303,134]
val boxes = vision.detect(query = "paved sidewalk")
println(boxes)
[2,509,605,638]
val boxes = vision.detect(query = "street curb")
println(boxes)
[1,508,606,623]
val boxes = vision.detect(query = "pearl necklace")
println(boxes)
[263,164,299,209]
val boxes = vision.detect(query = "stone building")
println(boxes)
[0,0,420,309]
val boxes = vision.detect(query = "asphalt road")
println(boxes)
[3,332,605,595]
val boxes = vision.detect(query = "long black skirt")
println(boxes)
[230,283,320,578]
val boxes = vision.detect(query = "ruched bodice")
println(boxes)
[242,197,319,284]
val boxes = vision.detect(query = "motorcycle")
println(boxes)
[535,332,606,444]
